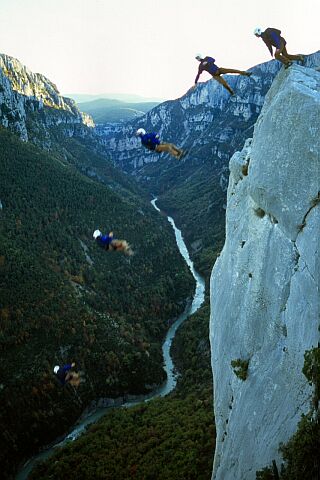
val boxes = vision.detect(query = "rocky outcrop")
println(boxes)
[0,53,94,143]
[210,65,320,479]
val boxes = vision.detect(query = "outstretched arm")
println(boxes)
[194,64,203,84]
[262,38,273,57]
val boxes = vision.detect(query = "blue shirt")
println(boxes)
[261,28,284,55]
[96,233,114,249]
[195,57,219,83]
[140,132,161,151]
[56,364,72,385]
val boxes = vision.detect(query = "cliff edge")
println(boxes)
[210,64,320,479]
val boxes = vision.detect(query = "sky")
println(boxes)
[0,0,319,100]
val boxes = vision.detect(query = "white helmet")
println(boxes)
[136,128,146,136]
[54,365,60,374]
[93,229,102,239]
[195,53,203,61]
[254,27,262,36]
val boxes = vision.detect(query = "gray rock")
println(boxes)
[210,65,320,480]
[248,66,320,241]
[0,53,94,144]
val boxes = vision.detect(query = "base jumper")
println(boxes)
[254,27,304,68]
[136,128,185,160]
[54,363,81,387]
[192,54,252,95]
[93,230,133,256]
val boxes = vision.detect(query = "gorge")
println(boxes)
[1,50,319,479]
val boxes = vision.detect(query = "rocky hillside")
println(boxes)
[0,53,93,142]
[210,65,320,479]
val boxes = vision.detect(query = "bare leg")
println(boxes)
[69,376,81,387]
[274,41,301,66]
[167,143,182,154]
[156,143,182,158]
[66,372,81,387]
[212,74,235,95]
[282,45,304,61]
[217,67,250,76]
[110,239,132,255]
[169,144,184,158]
[274,48,291,66]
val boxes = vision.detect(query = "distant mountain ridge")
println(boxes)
[78,98,160,124]
[67,92,165,103]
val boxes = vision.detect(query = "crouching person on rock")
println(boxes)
[254,27,304,69]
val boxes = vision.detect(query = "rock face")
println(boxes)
[0,53,94,143]
[210,65,320,479]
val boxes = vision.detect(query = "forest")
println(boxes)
[29,300,216,480]
[0,126,195,478]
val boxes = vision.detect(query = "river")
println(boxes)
[16,198,205,480]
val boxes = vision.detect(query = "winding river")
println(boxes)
[16,199,205,480]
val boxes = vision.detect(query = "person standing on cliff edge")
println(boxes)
[190,54,252,96]
[254,27,304,68]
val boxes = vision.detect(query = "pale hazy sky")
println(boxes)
[0,0,319,100]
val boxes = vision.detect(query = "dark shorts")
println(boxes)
[212,68,222,76]
[208,64,219,75]
[145,144,157,151]
[143,142,160,151]
[275,37,286,51]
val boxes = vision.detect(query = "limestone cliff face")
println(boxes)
[0,53,94,143]
[210,65,320,479]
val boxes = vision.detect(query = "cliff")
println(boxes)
[210,65,320,479]
[0,53,94,143]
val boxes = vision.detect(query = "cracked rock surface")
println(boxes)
[210,65,320,480]
[0,53,94,143]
